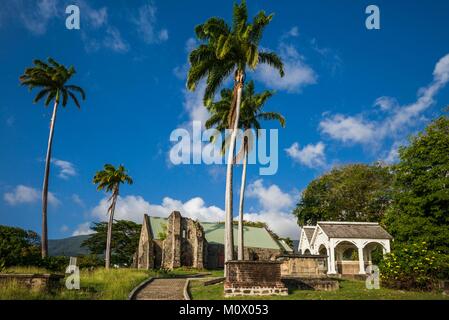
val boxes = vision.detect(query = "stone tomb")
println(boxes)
[224,261,288,297]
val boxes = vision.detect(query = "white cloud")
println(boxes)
[374,96,398,111]
[173,38,198,80]
[51,159,77,179]
[281,26,299,39]
[60,225,69,233]
[3,185,59,206]
[285,142,326,168]
[133,2,168,44]
[319,115,377,144]
[319,53,449,150]
[182,82,210,124]
[72,194,84,207]
[103,26,129,53]
[91,195,225,223]
[18,0,58,35]
[89,181,300,239]
[246,179,295,212]
[76,1,129,54]
[72,222,94,236]
[245,179,299,239]
[255,43,317,93]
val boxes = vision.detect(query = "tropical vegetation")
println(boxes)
[93,164,133,269]
[19,57,86,258]
[81,220,141,266]
[293,163,394,225]
[187,0,284,268]
[206,80,285,259]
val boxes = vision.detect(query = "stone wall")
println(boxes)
[137,214,154,270]
[0,274,64,292]
[278,255,327,277]
[162,211,206,269]
[224,261,288,297]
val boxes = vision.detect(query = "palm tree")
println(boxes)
[206,81,285,260]
[187,0,284,270]
[93,164,133,269]
[19,58,85,258]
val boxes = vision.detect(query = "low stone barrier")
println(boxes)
[0,273,64,292]
[282,276,339,291]
[224,261,288,297]
[277,254,327,277]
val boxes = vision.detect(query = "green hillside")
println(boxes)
[48,235,92,256]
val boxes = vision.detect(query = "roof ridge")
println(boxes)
[317,221,379,225]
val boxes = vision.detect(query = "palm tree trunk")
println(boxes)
[41,99,59,258]
[237,138,248,260]
[224,71,244,276]
[105,186,118,270]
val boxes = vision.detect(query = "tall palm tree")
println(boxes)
[206,81,285,260]
[187,0,284,270]
[93,164,133,269]
[19,58,85,258]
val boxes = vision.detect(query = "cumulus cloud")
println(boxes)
[319,53,449,148]
[51,159,77,179]
[255,43,317,93]
[4,185,59,206]
[246,179,295,212]
[91,195,225,223]
[72,222,94,236]
[245,179,299,239]
[285,142,326,168]
[88,181,300,239]
[319,115,377,144]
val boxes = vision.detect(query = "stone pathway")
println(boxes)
[133,278,187,300]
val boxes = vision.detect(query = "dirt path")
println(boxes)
[133,278,187,300]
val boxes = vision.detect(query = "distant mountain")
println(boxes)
[48,234,92,257]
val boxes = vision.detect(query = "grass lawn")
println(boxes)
[0,266,200,300]
[189,278,449,300]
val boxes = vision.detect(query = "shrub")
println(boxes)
[77,255,104,270]
[0,225,41,267]
[38,256,69,272]
[379,242,449,291]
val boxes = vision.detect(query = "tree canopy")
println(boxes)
[383,116,449,253]
[293,163,394,225]
[81,220,141,265]
[0,225,40,267]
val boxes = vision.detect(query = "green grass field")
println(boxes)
[189,278,449,300]
[0,267,199,300]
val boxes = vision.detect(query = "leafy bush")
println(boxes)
[0,225,41,267]
[379,242,449,291]
[38,256,69,272]
[77,255,104,269]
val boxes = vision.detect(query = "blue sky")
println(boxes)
[1,0,449,240]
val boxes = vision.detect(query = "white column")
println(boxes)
[358,245,365,274]
[383,241,391,254]
[328,240,337,274]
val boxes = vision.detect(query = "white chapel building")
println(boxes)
[298,221,392,275]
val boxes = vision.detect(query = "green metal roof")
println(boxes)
[148,216,281,250]
[149,216,169,239]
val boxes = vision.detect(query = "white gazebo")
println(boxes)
[298,221,392,275]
